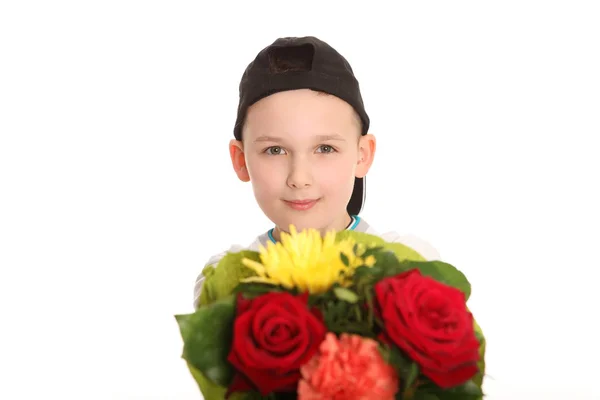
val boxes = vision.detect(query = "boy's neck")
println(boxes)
[271,213,353,242]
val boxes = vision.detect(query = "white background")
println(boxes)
[1,1,599,399]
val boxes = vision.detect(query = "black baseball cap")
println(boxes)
[233,36,370,216]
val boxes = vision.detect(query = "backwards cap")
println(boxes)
[233,36,370,216]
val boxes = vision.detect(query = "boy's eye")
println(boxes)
[265,146,286,155]
[317,145,335,154]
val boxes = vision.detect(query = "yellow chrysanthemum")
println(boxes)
[241,225,376,294]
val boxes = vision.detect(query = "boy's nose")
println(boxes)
[286,160,313,189]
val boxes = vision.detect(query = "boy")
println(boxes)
[193,36,440,308]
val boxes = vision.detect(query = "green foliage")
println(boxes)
[184,361,228,400]
[228,391,275,400]
[472,319,486,389]
[335,231,427,263]
[333,287,359,303]
[198,250,262,307]
[416,379,484,400]
[411,393,440,400]
[233,282,287,298]
[399,260,472,300]
[175,295,236,388]
[309,287,375,338]
[380,344,422,399]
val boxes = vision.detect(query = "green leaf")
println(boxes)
[333,287,359,303]
[405,362,420,391]
[381,345,420,385]
[228,391,272,400]
[361,246,384,258]
[311,290,373,337]
[474,326,484,343]
[353,251,405,289]
[397,260,471,300]
[417,379,483,400]
[456,380,484,397]
[175,295,236,387]
[198,250,262,307]
[336,231,427,259]
[472,319,486,388]
[383,242,427,262]
[184,361,227,399]
[372,250,406,274]
[335,231,427,262]
[413,393,440,400]
[340,252,350,266]
[233,282,286,298]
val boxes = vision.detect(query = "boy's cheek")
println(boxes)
[248,171,285,197]
[246,159,279,181]
[318,163,356,186]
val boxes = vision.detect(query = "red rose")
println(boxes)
[227,291,327,397]
[374,269,480,388]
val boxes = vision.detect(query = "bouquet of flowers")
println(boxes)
[175,227,486,399]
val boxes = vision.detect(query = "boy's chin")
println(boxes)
[274,215,321,234]
[273,213,345,235]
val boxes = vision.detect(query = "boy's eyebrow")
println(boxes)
[315,134,346,141]
[253,134,346,143]
[254,135,283,143]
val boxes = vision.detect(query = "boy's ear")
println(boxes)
[356,133,376,178]
[229,139,250,182]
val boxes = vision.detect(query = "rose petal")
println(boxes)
[374,269,481,388]
[255,313,300,354]
[234,293,254,316]
[227,292,327,396]
[425,362,479,388]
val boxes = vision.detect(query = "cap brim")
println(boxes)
[347,177,365,216]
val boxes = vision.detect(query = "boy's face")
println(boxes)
[230,89,375,235]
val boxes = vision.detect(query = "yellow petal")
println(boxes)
[242,258,266,275]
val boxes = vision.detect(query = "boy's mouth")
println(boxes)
[283,198,320,211]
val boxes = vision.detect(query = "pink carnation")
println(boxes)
[298,333,399,400]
